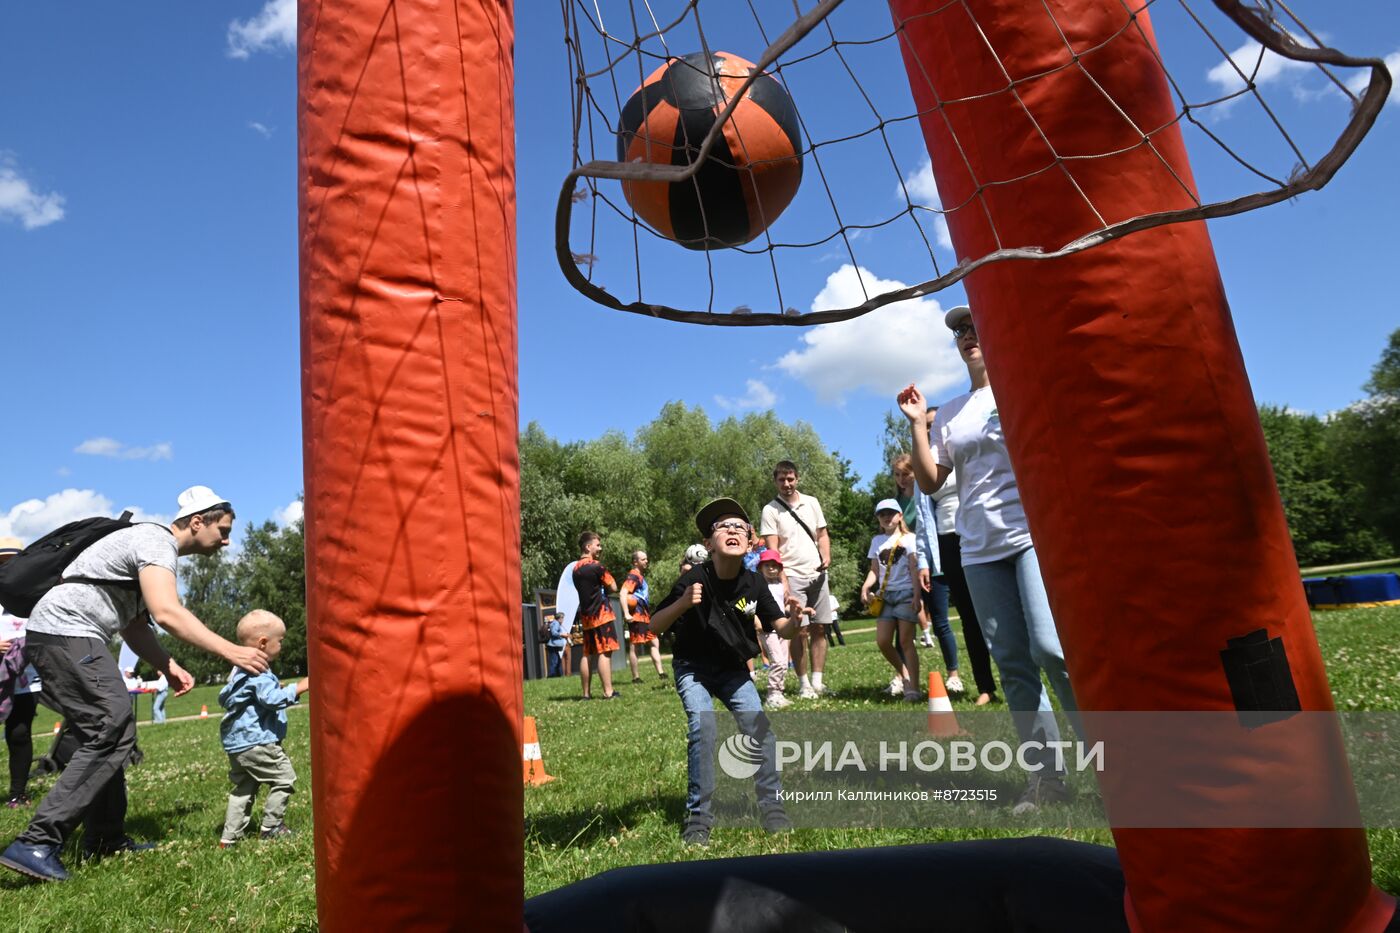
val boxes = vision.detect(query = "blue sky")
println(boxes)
[1,1,1397,545]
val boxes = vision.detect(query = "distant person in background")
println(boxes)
[148,672,170,724]
[861,500,922,703]
[761,460,834,700]
[906,454,966,695]
[924,404,998,706]
[742,528,766,572]
[1,536,42,810]
[573,532,621,700]
[545,612,568,678]
[0,486,270,883]
[620,550,667,687]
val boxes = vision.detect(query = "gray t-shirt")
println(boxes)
[26,524,178,641]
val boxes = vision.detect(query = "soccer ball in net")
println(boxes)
[616,51,803,251]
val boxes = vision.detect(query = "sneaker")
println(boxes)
[260,823,294,841]
[945,673,965,695]
[921,634,935,648]
[798,684,819,700]
[765,693,793,710]
[1011,773,1072,816]
[631,677,644,685]
[80,836,157,861]
[601,691,622,700]
[680,823,711,847]
[658,673,672,689]
[903,688,924,703]
[0,840,70,882]
[4,794,31,809]
[760,808,793,834]
[888,675,905,697]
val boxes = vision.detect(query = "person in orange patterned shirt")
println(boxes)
[573,532,621,700]
[621,550,668,688]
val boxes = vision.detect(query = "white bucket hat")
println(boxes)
[175,485,230,521]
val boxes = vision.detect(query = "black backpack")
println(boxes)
[0,511,143,617]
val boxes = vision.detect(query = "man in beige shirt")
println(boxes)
[760,460,833,699]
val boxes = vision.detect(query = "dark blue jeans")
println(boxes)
[673,659,782,827]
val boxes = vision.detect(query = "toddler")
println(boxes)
[218,610,309,846]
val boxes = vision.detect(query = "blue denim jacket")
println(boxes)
[915,490,942,575]
[219,668,300,754]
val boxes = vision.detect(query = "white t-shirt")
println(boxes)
[27,524,179,641]
[930,467,960,535]
[867,532,917,592]
[931,386,1032,565]
[759,493,827,576]
[2,612,42,694]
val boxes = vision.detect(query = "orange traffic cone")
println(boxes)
[53,721,61,736]
[926,672,961,737]
[199,705,209,719]
[522,716,555,786]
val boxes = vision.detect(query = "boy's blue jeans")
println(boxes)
[673,659,782,827]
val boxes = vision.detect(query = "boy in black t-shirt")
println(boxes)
[651,498,804,846]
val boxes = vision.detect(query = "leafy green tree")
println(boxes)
[175,549,241,682]
[824,452,877,615]
[1327,327,1400,553]
[1257,405,1385,565]
[233,518,308,675]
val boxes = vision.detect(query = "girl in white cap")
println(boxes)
[861,500,922,702]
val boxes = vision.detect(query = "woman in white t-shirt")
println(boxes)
[898,304,1078,814]
[860,500,922,703]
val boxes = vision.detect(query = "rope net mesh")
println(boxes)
[556,0,1391,326]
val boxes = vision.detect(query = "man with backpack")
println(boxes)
[0,485,269,882]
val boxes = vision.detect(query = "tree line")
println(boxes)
[167,328,1400,678]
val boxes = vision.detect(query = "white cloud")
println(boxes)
[75,437,173,462]
[228,0,295,59]
[1345,51,1400,108]
[248,121,273,138]
[274,499,304,526]
[1205,39,1312,112]
[0,489,168,545]
[714,379,778,412]
[0,162,65,230]
[775,264,966,404]
[898,158,953,250]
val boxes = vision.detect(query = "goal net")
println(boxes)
[556,0,1391,325]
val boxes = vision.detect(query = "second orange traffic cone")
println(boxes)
[199,705,209,719]
[522,716,555,786]
[53,721,61,736]
[926,672,961,737]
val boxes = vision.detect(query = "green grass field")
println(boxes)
[2,606,1398,929]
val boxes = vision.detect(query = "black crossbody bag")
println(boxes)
[700,565,760,667]
[771,497,827,577]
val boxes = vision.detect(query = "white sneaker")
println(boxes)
[921,634,935,647]
[766,693,793,710]
[945,673,965,694]
[798,685,819,700]
[888,675,905,697]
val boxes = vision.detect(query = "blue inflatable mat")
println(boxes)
[1302,573,1400,609]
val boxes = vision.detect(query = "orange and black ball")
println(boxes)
[616,51,803,250]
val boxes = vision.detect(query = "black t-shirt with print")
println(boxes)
[658,562,786,670]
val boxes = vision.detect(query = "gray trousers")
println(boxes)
[18,632,136,848]
[221,743,297,842]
